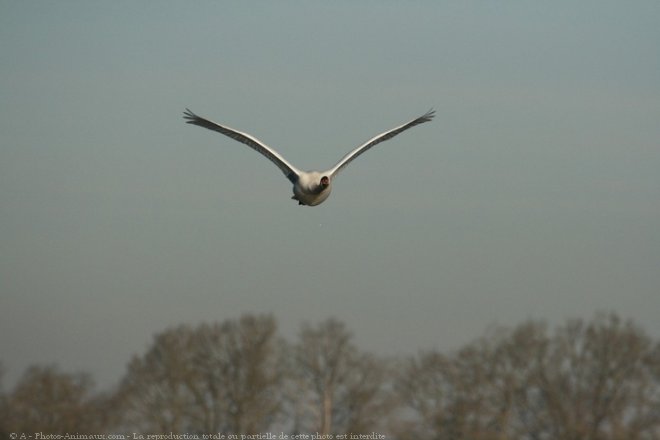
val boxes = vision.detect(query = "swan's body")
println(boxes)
[183,108,434,206]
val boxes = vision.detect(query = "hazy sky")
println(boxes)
[1,1,659,389]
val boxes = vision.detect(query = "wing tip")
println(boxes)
[421,108,436,122]
[183,108,199,124]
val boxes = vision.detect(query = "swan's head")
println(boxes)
[320,175,330,188]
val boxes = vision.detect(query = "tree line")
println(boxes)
[1,313,659,439]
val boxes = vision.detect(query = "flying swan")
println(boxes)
[183,108,434,206]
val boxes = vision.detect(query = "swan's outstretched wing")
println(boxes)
[183,109,300,183]
[328,109,435,177]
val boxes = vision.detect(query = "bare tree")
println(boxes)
[392,328,540,440]
[119,324,198,432]
[2,312,658,437]
[394,313,660,440]
[1,364,106,434]
[190,315,284,433]
[525,313,660,440]
[392,350,452,439]
[118,314,284,433]
[292,318,392,434]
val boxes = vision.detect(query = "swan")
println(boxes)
[183,108,434,206]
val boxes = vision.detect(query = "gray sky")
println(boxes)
[1,1,659,389]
